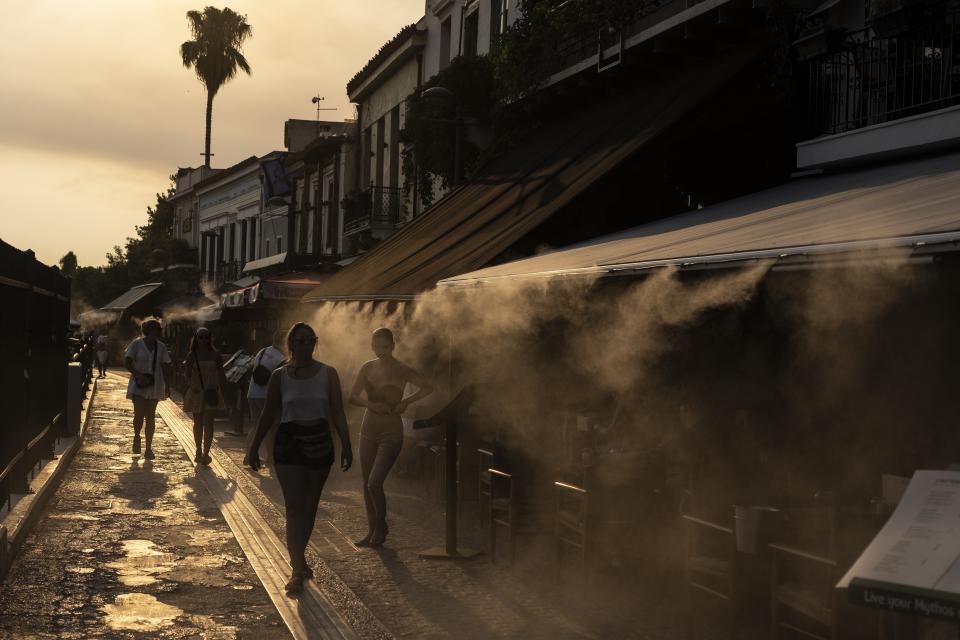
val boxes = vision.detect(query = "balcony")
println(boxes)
[803,14,960,140]
[343,186,404,236]
[203,259,243,290]
[543,0,738,87]
[796,10,960,169]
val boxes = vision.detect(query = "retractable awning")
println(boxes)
[302,45,763,303]
[438,151,960,287]
[100,283,163,312]
[222,272,331,308]
[243,252,287,274]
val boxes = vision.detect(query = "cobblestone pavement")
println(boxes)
[0,374,289,640]
[213,425,704,640]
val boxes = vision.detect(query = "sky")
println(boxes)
[0,0,424,267]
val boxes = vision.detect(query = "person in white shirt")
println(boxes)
[244,330,286,467]
[123,318,173,460]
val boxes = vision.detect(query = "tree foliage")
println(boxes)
[492,0,664,100]
[58,251,77,277]
[70,182,192,309]
[399,56,497,206]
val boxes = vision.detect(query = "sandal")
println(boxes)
[370,522,389,547]
[354,531,374,547]
[284,572,305,594]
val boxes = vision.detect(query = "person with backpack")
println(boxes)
[244,330,286,467]
[183,327,227,465]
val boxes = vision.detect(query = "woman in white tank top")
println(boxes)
[246,322,353,594]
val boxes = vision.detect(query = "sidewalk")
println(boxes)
[0,374,288,639]
[212,420,690,639]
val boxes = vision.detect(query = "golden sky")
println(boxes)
[0,0,423,267]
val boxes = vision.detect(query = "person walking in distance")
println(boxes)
[349,327,433,547]
[95,333,109,378]
[243,330,286,468]
[124,318,173,460]
[183,327,227,465]
[246,322,353,594]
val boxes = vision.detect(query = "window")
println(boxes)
[440,16,452,70]
[490,0,507,46]
[240,220,247,265]
[363,127,373,186]
[375,117,386,187]
[464,10,479,57]
[276,236,282,254]
[266,238,271,256]
[249,218,257,259]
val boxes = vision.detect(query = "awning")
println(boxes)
[243,252,287,273]
[439,151,960,286]
[222,271,331,308]
[100,283,163,312]
[302,45,762,303]
[224,275,260,290]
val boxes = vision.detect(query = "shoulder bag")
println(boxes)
[135,341,157,388]
[193,352,221,407]
[252,349,272,386]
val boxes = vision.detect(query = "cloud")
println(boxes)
[0,0,424,265]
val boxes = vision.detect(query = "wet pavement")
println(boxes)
[0,370,713,640]
[0,374,289,639]
[213,427,694,639]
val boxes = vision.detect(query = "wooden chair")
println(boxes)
[769,495,838,640]
[555,480,589,590]
[477,447,494,528]
[683,513,738,640]
[488,468,550,565]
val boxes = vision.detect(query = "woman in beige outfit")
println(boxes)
[183,327,226,465]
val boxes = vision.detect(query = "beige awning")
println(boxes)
[439,151,960,286]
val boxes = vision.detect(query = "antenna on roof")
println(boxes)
[312,94,337,138]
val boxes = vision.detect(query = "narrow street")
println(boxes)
[0,371,701,640]
[0,374,288,639]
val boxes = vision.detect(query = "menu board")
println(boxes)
[839,470,960,620]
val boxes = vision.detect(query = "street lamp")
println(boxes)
[420,86,463,187]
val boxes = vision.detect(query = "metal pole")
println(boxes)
[454,106,462,187]
[444,422,457,554]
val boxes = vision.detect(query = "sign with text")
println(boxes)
[838,470,960,621]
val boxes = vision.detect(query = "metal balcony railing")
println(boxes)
[804,10,960,138]
[344,186,404,236]
[209,260,242,288]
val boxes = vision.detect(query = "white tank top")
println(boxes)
[280,365,331,426]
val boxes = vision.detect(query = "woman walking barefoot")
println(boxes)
[124,318,173,461]
[349,328,433,547]
[183,327,227,465]
[246,323,353,594]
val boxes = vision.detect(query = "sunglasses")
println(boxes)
[292,337,317,345]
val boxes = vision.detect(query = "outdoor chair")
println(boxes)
[488,467,551,566]
[769,493,838,640]
[554,480,590,591]
[683,513,739,640]
[478,447,494,528]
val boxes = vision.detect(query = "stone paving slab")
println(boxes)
[213,431,609,639]
[0,374,289,639]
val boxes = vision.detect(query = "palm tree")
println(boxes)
[180,7,253,168]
